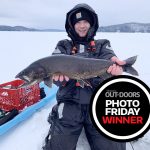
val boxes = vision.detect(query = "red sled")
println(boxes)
[0,79,40,111]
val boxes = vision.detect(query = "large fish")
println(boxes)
[15,54,138,88]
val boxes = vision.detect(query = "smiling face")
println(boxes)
[74,20,91,37]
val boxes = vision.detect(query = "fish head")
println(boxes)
[15,64,47,88]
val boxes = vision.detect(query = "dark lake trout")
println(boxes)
[15,55,138,88]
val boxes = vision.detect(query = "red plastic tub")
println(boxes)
[0,80,40,111]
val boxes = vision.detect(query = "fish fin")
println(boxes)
[82,79,93,88]
[44,76,53,88]
[123,66,139,76]
[77,79,93,88]
[124,55,137,66]
[77,80,85,88]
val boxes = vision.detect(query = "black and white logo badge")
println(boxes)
[90,75,150,141]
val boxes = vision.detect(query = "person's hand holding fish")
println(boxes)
[107,56,126,75]
[52,75,69,82]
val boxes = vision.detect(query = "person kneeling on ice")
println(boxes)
[43,3,126,150]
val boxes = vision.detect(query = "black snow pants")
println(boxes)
[43,101,126,150]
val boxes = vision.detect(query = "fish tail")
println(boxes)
[124,55,137,66]
[123,55,139,76]
[123,66,139,76]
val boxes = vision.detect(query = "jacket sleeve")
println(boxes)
[89,40,117,88]
[52,40,68,55]
[98,40,116,60]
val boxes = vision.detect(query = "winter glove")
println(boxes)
[40,87,46,99]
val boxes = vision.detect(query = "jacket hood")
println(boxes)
[65,3,99,44]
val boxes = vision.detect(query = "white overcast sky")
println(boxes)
[0,0,150,29]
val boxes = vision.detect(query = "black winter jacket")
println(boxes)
[52,39,116,104]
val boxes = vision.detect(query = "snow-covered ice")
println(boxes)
[0,31,150,150]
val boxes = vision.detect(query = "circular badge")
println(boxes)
[90,75,150,141]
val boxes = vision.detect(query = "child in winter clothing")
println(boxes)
[43,3,126,150]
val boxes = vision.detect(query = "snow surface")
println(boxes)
[0,31,150,150]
